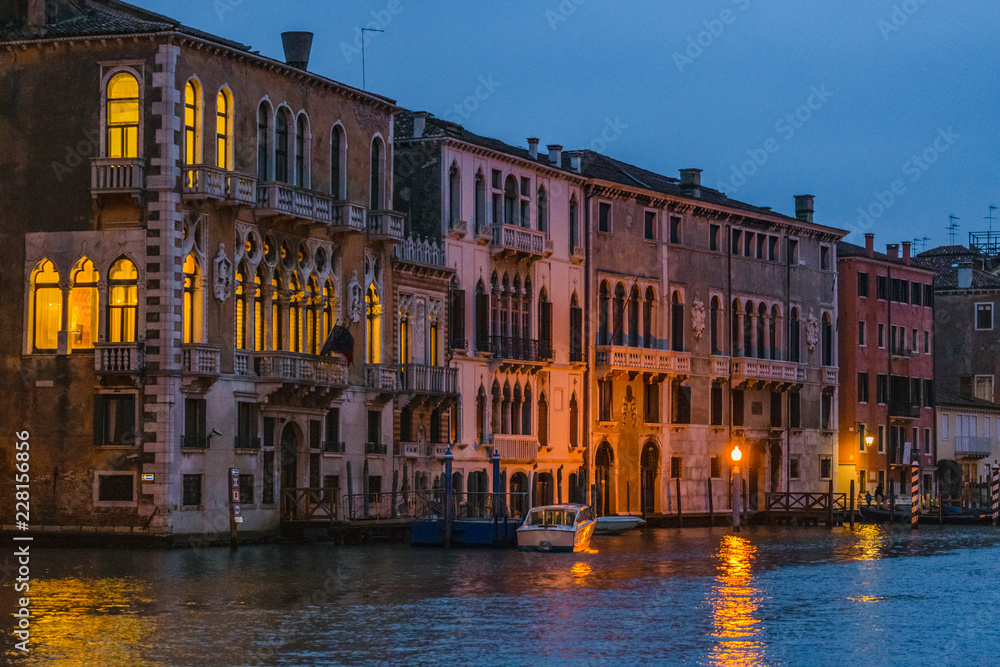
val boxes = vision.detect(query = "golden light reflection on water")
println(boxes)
[852,524,888,562]
[708,534,764,667]
[26,577,157,665]
[571,562,593,579]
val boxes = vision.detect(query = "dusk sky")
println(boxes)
[141,0,998,249]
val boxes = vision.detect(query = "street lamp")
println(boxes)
[731,445,742,532]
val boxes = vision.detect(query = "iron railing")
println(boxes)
[344,491,529,521]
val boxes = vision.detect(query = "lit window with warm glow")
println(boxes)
[182,253,202,344]
[69,258,99,352]
[306,277,320,354]
[366,284,382,364]
[106,72,139,158]
[216,89,232,170]
[429,320,439,366]
[184,79,202,166]
[253,269,264,351]
[235,264,246,350]
[31,259,61,352]
[108,258,137,343]
[399,315,410,364]
[289,274,302,353]
[271,273,283,351]
[322,279,335,345]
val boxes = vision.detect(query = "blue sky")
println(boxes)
[142,0,999,249]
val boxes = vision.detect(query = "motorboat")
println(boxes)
[594,515,645,535]
[516,504,597,552]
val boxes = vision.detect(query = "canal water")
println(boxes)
[3,525,1000,665]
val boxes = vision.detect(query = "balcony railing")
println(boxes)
[234,351,251,376]
[888,402,921,418]
[955,436,992,457]
[368,210,405,240]
[571,244,586,263]
[403,442,420,458]
[330,201,367,232]
[181,435,209,449]
[251,351,348,386]
[595,345,692,374]
[235,435,261,450]
[322,440,346,454]
[181,343,220,375]
[94,342,144,373]
[227,173,257,204]
[182,166,226,199]
[730,358,800,383]
[711,356,730,376]
[400,364,458,394]
[393,236,447,267]
[449,218,468,238]
[365,442,387,456]
[822,366,839,385]
[433,444,450,459]
[492,435,539,462]
[91,157,145,195]
[491,223,545,258]
[365,364,399,391]
[490,335,551,362]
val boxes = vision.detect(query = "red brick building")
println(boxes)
[837,234,936,499]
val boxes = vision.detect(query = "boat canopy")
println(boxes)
[526,508,576,527]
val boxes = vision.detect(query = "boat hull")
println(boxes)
[516,521,596,552]
[594,516,645,535]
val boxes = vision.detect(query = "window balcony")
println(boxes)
[492,435,538,462]
[250,351,348,386]
[182,167,257,204]
[489,335,553,364]
[329,201,367,233]
[955,436,991,458]
[94,342,144,374]
[571,244,586,264]
[710,356,731,377]
[322,440,346,455]
[888,401,921,419]
[822,366,839,385]
[365,441,387,456]
[91,157,145,198]
[490,223,545,260]
[400,364,458,395]
[730,357,801,387]
[449,218,468,239]
[433,444,450,459]
[181,343,220,376]
[365,363,399,391]
[181,435,209,449]
[368,210,406,241]
[402,442,420,458]
[257,182,366,232]
[235,435,261,450]
[595,345,692,376]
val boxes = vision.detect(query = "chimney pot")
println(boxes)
[679,168,702,198]
[527,138,540,160]
[886,244,899,260]
[547,144,563,166]
[864,233,874,257]
[412,112,430,139]
[281,31,314,70]
[794,194,815,223]
[902,241,911,264]
[958,261,973,289]
[569,153,582,174]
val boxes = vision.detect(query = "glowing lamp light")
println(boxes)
[865,435,875,446]
[731,445,742,462]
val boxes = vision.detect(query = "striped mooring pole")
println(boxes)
[911,464,919,530]
[992,466,999,528]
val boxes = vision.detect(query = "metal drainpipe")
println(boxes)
[727,222,733,496]
[785,233,792,493]
[583,185,593,507]
[886,265,893,495]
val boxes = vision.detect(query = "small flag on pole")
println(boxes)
[320,324,354,363]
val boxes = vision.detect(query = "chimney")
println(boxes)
[865,233,874,257]
[679,168,702,198]
[902,241,911,264]
[527,138,540,160]
[958,261,973,289]
[570,155,582,174]
[281,31,314,70]
[794,194,814,223]
[412,112,430,139]
[547,144,563,167]
[886,243,899,260]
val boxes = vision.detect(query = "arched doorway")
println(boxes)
[280,422,299,491]
[510,472,528,518]
[595,442,613,517]
[534,472,554,507]
[568,472,578,504]
[640,441,659,516]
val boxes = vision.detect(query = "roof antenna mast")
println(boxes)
[947,215,960,244]
[361,28,384,91]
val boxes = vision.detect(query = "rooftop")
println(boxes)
[836,240,936,274]
[937,387,1000,411]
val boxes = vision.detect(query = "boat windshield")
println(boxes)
[526,509,577,527]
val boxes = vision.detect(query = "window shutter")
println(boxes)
[450,288,465,348]
[475,291,489,351]
[93,395,106,445]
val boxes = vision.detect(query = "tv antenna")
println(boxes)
[361,28,384,91]
[986,205,998,234]
[947,215,960,244]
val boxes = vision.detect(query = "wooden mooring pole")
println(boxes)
[827,479,834,527]
[849,479,855,530]
[676,477,682,528]
[707,478,715,527]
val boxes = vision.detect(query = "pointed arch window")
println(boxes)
[474,170,486,234]
[822,312,833,366]
[789,307,801,363]
[399,308,410,364]
[271,273,283,351]
[216,89,232,170]
[370,137,385,210]
[322,279,335,346]
[643,287,656,349]
[537,186,548,234]
[569,196,579,249]
[613,283,625,346]
[511,384,522,435]
[106,72,139,158]
[294,114,307,188]
[731,299,741,356]
[69,258,99,352]
[757,303,767,359]
[182,253,202,344]
[628,285,640,347]
[366,284,382,363]
[108,258,138,343]
[235,263,247,350]
[671,292,684,352]
[275,108,290,183]
[476,385,487,442]
[257,102,270,181]
[710,296,721,355]
[306,277,320,354]
[538,392,548,447]
[502,383,512,434]
[253,268,264,351]
[331,125,345,199]
[743,300,754,356]
[770,305,780,360]
[184,79,202,166]
[522,384,532,436]
[570,292,583,362]
[449,164,461,225]
[289,274,303,353]
[31,260,61,352]
[599,281,610,346]
[491,382,501,436]
[569,392,579,448]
